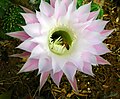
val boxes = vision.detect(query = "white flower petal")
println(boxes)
[39,71,50,90]
[17,39,37,52]
[7,31,30,41]
[94,43,111,55]
[31,34,47,45]
[36,11,55,29]
[100,30,114,40]
[86,20,109,32]
[76,38,91,52]
[74,2,91,15]
[50,0,56,7]
[52,57,62,74]
[22,23,41,37]
[82,52,97,65]
[30,44,45,59]
[83,62,94,76]
[63,0,72,9]
[38,57,52,73]
[18,58,38,73]
[20,5,34,13]
[62,62,77,81]
[73,13,90,23]
[54,0,66,19]
[10,52,30,58]
[73,18,93,31]
[40,0,54,17]
[66,0,76,16]
[96,56,110,65]
[68,76,78,92]
[82,30,103,44]
[85,45,97,55]
[69,52,84,71]
[87,10,100,20]
[21,13,38,24]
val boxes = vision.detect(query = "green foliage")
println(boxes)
[77,0,84,8]
[118,78,120,82]
[91,2,104,19]
[45,0,50,3]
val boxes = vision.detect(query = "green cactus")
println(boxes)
[2,5,25,33]
[0,0,11,18]
[0,4,25,39]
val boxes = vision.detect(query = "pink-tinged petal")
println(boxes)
[21,13,38,24]
[65,0,76,19]
[51,71,63,87]
[68,77,78,92]
[86,31,101,44]
[36,11,54,29]
[69,53,84,71]
[39,71,50,90]
[67,0,76,13]
[73,18,93,32]
[87,10,99,20]
[82,52,97,65]
[94,43,111,55]
[85,46,97,55]
[20,6,34,13]
[50,0,56,7]
[7,31,30,41]
[100,30,113,40]
[31,34,47,46]
[52,58,62,74]
[86,20,108,32]
[54,0,66,20]
[18,58,38,73]
[38,57,52,73]
[76,38,91,53]
[36,11,47,27]
[74,2,91,16]
[82,30,102,44]
[75,13,90,23]
[96,56,110,65]
[40,0,54,17]
[10,52,30,58]
[62,62,77,81]
[55,0,60,9]
[22,23,41,37]
[83,62,94,76]
[75,61,84,72]
[30,45,45,59]
[17,39,37,52]
[63,0,72,9]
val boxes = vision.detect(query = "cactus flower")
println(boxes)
[7,0,113,91]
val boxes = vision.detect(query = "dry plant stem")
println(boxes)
[0,76,19,83]
[33,87,39,98]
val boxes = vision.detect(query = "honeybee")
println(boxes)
[62,40,69,50]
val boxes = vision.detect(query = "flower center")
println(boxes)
[48,26,76,55]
